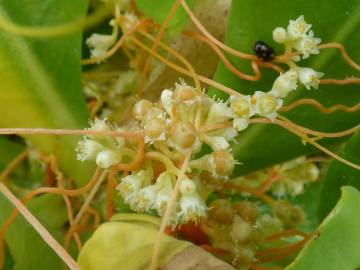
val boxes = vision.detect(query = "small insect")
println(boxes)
[252,41,275,61]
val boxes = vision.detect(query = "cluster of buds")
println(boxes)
[273,15,321,60]
[77,15,325,226]
[86,0,139,62]
[270,157,320,197]
[203,198,304,268]
[76,119,124,168]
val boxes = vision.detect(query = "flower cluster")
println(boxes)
[77,15,325,226]
[270,157,320,197]
[273,15,321,60]
[76,119,124,168]
[86,0,139,62]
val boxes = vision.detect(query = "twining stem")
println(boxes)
[81,19,149,65]
[281,99,360,114]
[64,170,108,249]
[0,182,80,270]
[0,128,144,139]
[0,149,28,183]
[249,118,360,170]
[320,78,360,85]
[318,43,360,71]
[150,150,192,270]
[0,167,104,245]
[139,0,183,93]
[130,35,241,96]
[145,152,180,175]
[137,30,201,92]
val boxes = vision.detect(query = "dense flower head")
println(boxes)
[273,15,321,60]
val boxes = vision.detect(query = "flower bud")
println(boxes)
[231,216,253,244]
[173,83,197,103]
[270,70,298,98]
[169,121,196,149]
[230,95,253,118]
[272,27,288,43]
[76,139,103,161]
[132,99,153,120]
[297,67,323,90]
[233,201,259,224]
[208,199,234,225]
[211,150,235,176]
[287,15,311,39]
[96,149,121,168]
[180,178,197,195]
[144,117,166,142]
[253,91,283,120]
[274,201,306,228]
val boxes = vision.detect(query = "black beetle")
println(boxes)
[252,41,275,61]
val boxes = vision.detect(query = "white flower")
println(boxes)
[178,178,206,223]
[179,178,197,195]
[86,33,116,59]
[201,135,229,151]
[121,12,139,32]
[292,31,321,59]
[177,193,207,224]
[144,117,167,144]
[269,69,298,98]
[297,67,324,89]
[206,100,232,125]
[96,149,121,168]
[131,184,161,212]
[253,91,283,120]
[230,95,254,118]
[160,89,173,115]
[287,15,312,39]
[273,27,288,43]
[230,95,255,131]
[116,170,149,201]
[152,173,175,215]
[233,118,250,131]
[76,139,103,161]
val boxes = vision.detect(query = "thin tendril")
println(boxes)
[318,43,360,71]
[150,150,192,270]
[320,78,360,85]
[0,149,28,183]
[0,182,80,270]
[139,0,183,93]
[281,99,360,114]
[81,19,149,65]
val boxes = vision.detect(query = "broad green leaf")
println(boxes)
[286,186,360,270]
[209,0,360,175]
[0,194,68,270]
[0,0,93,185]
[318,130,360,220]
[135,0,194,36]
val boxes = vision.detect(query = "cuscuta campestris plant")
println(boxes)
[0,0,359,270]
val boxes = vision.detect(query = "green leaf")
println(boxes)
[318,130,360,220]
[0,0,93,185]
[0,137,25,171]
[135,0,194,36]
[0,194,68,270]
[286,186,360,270]
[208,0,360,175]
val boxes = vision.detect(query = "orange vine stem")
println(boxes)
[0,182,80,270]
[281,99,360,114]
[139,0,183,93]
[318,43,360,71]
[0,149,28,183]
